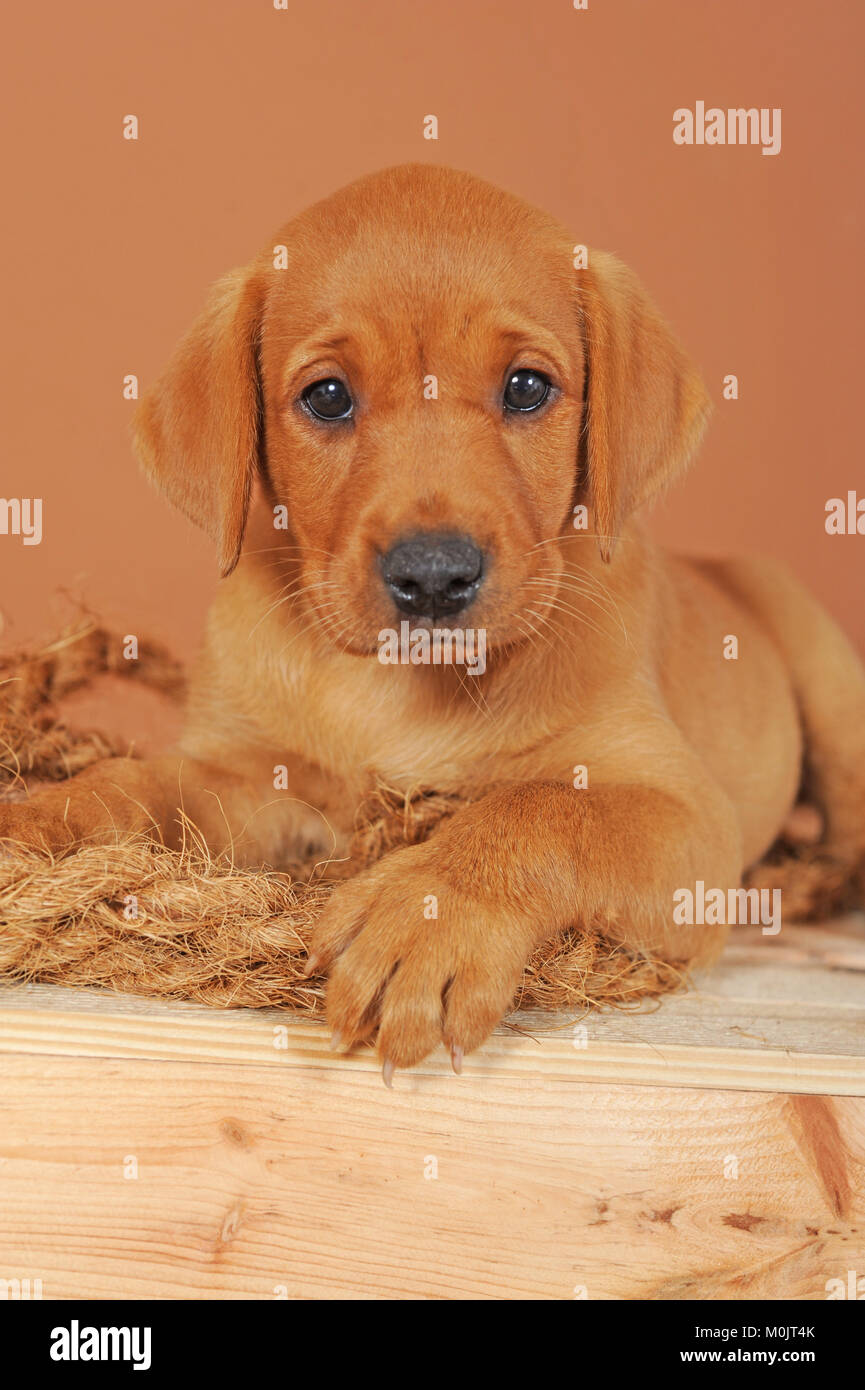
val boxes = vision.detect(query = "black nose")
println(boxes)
[380,533,484,618]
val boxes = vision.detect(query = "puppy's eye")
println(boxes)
[503,368,551,413]
[302,378,354,421]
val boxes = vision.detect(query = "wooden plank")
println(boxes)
[1,911,863,1095]
[0,918,862,1300]
[0,994,862,1095]
[0,1056,862,1300]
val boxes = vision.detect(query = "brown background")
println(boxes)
[1,0,863,673]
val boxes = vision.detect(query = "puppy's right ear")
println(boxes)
[133,267,266,577]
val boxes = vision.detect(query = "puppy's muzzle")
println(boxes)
[380,533,484,619]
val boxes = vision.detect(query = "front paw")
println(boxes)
[307,844,536,1077]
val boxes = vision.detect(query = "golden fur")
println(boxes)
[3,165,864,1075]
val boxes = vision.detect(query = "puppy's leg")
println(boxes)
[716,556,865,890]
[309,768,743,1070]
[0,753,336,865]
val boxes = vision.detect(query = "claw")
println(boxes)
[450,1044,463,1076]
[303,953,321,978]
[328,1030,343,1052]
[382,1058,395,1089]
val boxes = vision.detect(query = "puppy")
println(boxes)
[4,165,864,1076]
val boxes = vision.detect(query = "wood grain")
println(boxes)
[0,914,862,1299]
[0,1059,863,1300]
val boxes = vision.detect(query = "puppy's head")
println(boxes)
[134,165,709,657]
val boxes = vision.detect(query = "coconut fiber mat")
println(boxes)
[0,622,856,1022]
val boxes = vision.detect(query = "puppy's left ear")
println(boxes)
[578,251,711,561]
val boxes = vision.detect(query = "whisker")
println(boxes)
[243,543,338,560]
[537,574,631,642]
[517,606,556,651]
[523,582,610,641]
[247,579,339,641]
[526,531,623,554]
[524,602,569,643]
[451,659,494,720]
[273,599,348,664]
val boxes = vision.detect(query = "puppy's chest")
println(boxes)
[272,657,546,795]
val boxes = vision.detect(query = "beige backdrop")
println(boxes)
[1,0,862,671]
